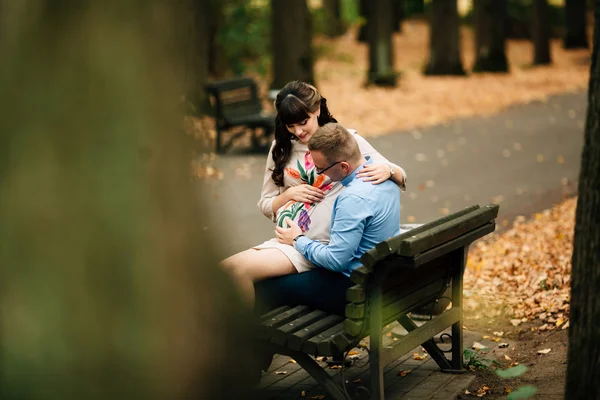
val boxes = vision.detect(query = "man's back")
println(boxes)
[332,164,401,274]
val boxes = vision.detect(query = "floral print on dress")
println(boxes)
[278,151,334,231]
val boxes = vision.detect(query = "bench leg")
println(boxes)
[369,284,384,400]
[288,352,351,400]
[450,247,468,372]
[397,315,453,371]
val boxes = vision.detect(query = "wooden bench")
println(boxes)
[205,77,275,153]
[257,204,499,400]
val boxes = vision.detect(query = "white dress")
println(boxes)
[254,131,406,273]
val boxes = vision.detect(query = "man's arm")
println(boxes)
[295,195,371,273]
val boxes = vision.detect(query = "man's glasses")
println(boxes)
[316,160,344,175]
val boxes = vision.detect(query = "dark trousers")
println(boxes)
[255,268,354,317]
[253,268,354,372]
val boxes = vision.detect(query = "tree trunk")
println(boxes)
[424,0,465,76]
[208,1,226,78]
[531,0,551,65]
[367,0,397,86]
[564,0,589,49]
[322,0,346,38]
[565,1,600,397]
[0,1,258,398]
[183,0,211,114]
[271,0,314,89]
[472,0,509,73]
[357,0,369,42]
[393,0,404,33]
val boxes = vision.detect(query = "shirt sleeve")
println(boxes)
[257,141,282,222]
[295,194,371,273]
[353,132,407,191]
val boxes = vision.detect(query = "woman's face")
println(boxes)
[285,110,320,144]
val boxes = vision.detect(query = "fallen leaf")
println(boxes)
[494,331,504,337]
[316,356,327,362]
[471,342,487,350]
[412,352,428,360]
[537,348,552,355]
[309,396,325,400]
[397,369,412,377]
[504,354,512,360]
[476,384,492,397]
[329,365,342,369]
[352,378,361,384]
[510,319,522,327]
[288,359,297,364]
[275,371,287,375]
[347,350,359,356]
[498,343,509,348]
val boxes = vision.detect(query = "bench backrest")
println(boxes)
[341,204,498,341]
[204,77,264,128]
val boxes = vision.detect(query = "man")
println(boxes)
[255,122,401,316]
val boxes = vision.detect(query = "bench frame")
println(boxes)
[257,204,499,400]
[204,77,275,153]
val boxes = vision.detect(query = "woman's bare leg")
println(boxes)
[220,248,297,306]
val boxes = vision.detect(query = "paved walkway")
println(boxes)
[197,90,586,399]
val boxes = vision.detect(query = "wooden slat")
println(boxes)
[303,322,345,356]
[260,305,310,330]
[343,279,447,337]
[398,204,499,256]
[350,266,371,285]
[359,248,379,270]
[271,310,330,346]
[374,205,481,259]
[259,306,291,323]
[331,333,359,355]
[346,284,365,303]
[204,76,256,92]
[287,314,345,351]
[345,261,448,319]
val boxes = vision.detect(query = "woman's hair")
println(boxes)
[271,81,337,186]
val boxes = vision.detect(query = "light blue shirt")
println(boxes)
[295,158,401,277]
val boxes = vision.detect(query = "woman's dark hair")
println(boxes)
[271,81,337,186]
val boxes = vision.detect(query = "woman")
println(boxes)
[221,81,406,306]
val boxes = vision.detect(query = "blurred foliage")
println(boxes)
[216,0,271,76]
[461,0,565,38]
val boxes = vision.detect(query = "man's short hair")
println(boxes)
[308,123,361,163]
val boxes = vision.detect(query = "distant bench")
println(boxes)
[204,77,275,153]
[256,204,499,400]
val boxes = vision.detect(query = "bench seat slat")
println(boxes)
[259,306,291,323]
[271,310,330,346]
[303,322,345,356]
[287,314,346,351]
[260,305,311,334]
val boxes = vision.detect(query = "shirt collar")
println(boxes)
[341,156,372,186]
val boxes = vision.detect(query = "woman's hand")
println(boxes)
[356,164,392,185]
[286,184,326,203]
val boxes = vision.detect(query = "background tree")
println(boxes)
[183,0,211,114]
[424,0,465,76]
[565,0,600,396]
[564,0,589,49]
[0,0,258,398]
[367,0,397,86]
[472,0,509,73]
[532,0,552,65]
[358,0,403,42]
[322,0,346,38]
[271,0,315,89]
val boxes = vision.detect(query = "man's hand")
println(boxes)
[275,218,303,245]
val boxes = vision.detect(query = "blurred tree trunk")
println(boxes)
[564,0,589,49]
[472,0,508,73]
[0,1,258,399]
[358,0,403,42]
[357,0,369,42]
[531,0,551,65]
[565,1,600,397]
[208,0,227,77]
[393,0,404,33]
[271,0,314,89]
[424,0,465,76]
[184,0,211,115]
[322,0,346,38]
[367,0,397,86]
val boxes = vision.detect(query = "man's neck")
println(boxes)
[347,156,367,173]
